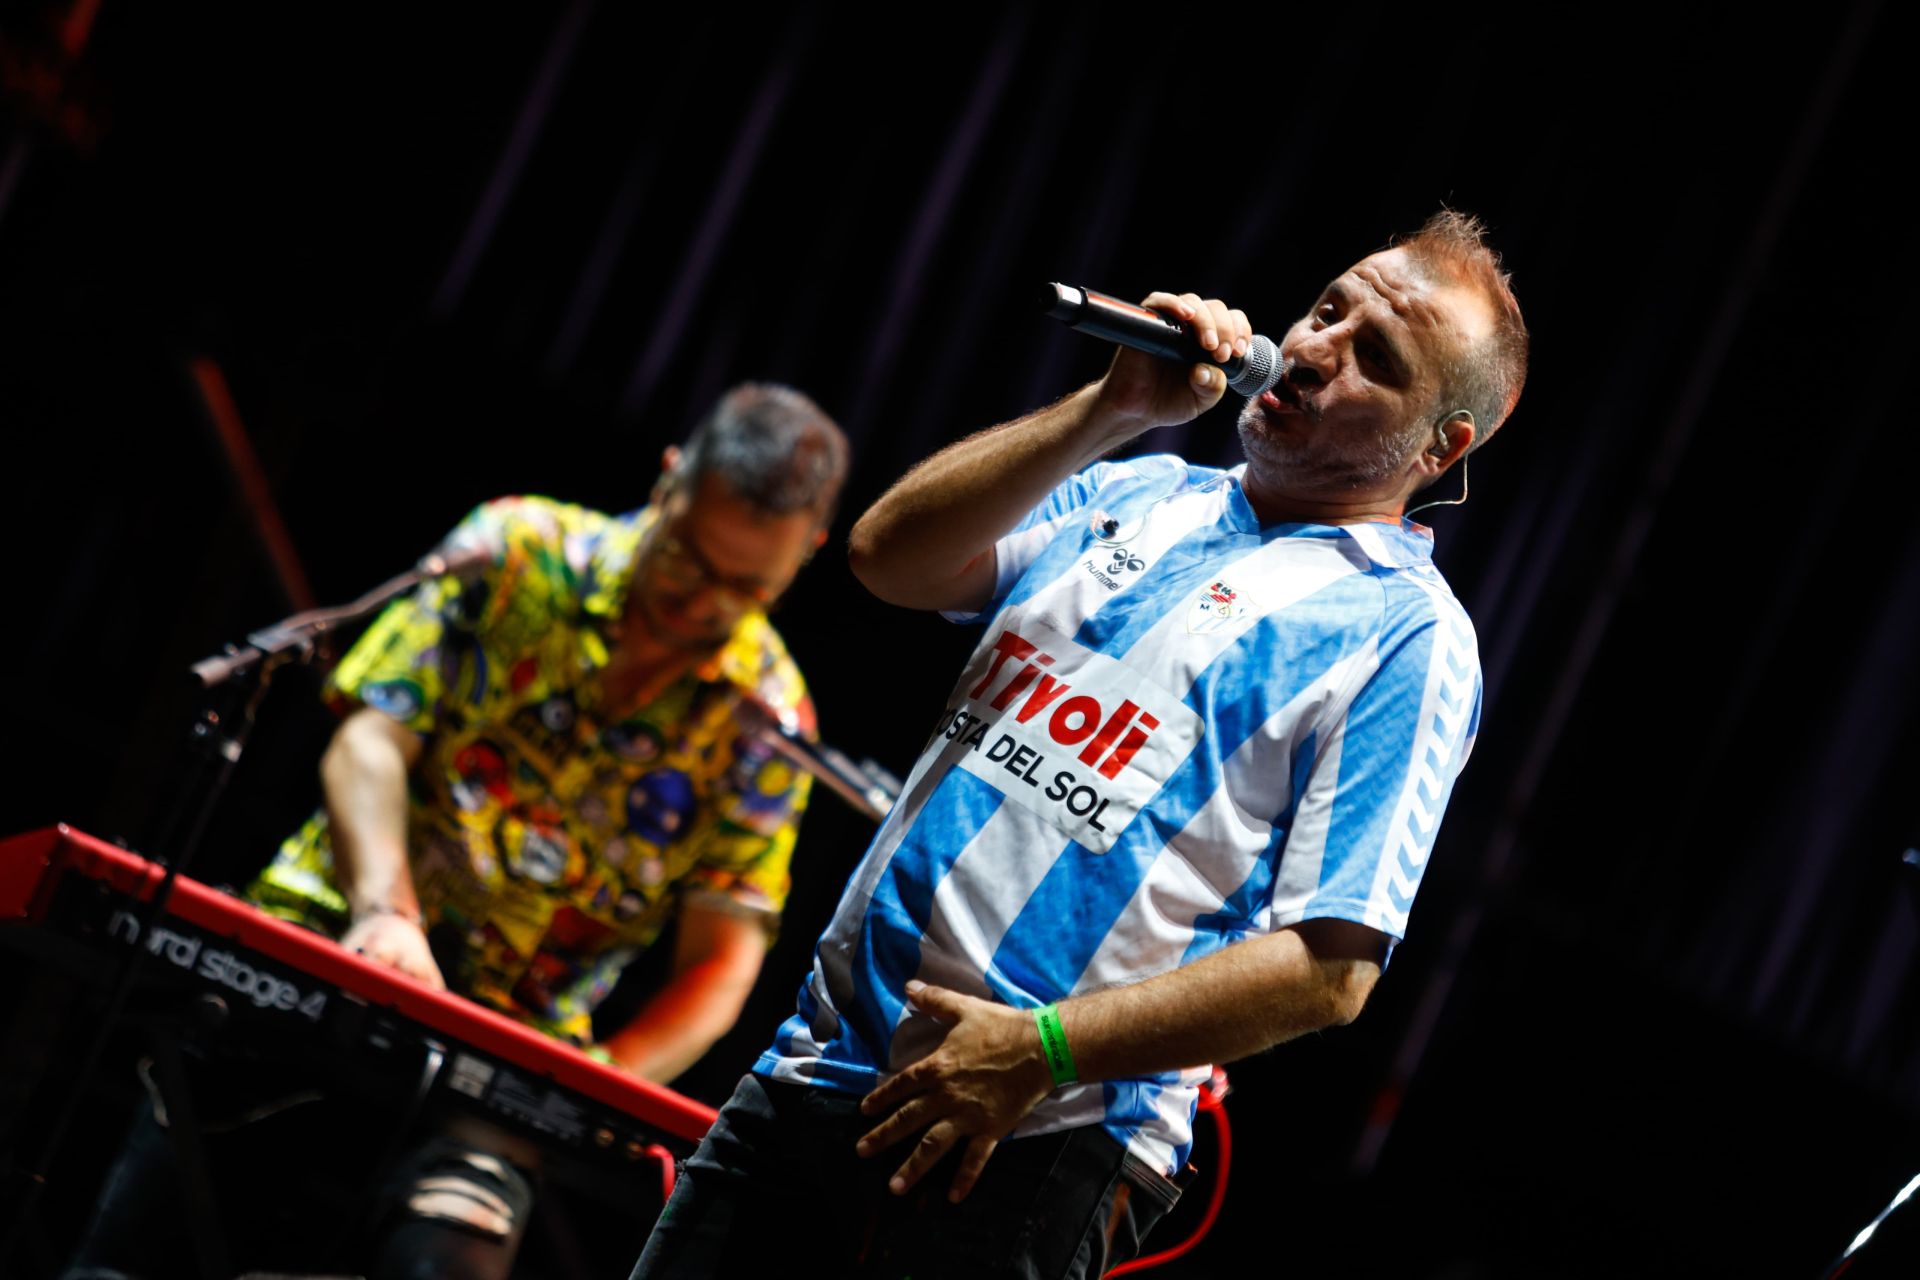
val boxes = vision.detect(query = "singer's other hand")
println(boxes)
[1093,292,1253,430]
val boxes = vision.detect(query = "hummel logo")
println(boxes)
[1084,545,1146,592]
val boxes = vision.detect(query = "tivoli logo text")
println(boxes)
[921,620,1203,852]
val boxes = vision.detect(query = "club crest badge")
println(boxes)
[1187,580,1250,634]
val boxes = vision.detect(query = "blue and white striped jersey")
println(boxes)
[756,455,1482,1176]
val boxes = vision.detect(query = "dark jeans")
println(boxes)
[631,1074,1179,1280]
[62,1061,537,1280]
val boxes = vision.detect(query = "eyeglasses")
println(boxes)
[642,523,780,609]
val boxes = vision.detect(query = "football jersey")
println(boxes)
[757,455,1482,1176]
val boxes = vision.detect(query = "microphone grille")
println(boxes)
[1227,335,1285,396]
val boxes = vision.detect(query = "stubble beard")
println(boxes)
[1236,400,1428,493]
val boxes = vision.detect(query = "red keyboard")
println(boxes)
[0,825,717,1161]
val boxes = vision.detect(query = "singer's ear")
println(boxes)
[1420,410,1476,474]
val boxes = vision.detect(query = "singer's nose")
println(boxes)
[1285,333,1335,387]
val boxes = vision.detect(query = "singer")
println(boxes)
[66,383,850,1280]
[632,212,1528,1279]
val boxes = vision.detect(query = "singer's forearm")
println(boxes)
[851,290,1245,613]
[848,383,1141,612]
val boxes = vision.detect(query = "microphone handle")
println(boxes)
[1039,283,1283,395]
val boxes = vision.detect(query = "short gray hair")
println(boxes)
[1394,209,1529,447]
[677,383,849,521]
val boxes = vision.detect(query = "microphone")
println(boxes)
[1040,283,1287,396]
[417,543,493,580]
[189,542,496,689]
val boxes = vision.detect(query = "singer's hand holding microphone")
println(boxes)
[1040,284,1288,435]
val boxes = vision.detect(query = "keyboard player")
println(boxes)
[65,383,848,1279]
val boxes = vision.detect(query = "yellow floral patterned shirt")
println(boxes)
[251,495,814,1044]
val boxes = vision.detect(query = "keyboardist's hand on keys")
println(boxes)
[341,911,448,990]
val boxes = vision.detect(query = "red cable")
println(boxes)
[1106,1069,1232,1276]
[644,1142,677,1202]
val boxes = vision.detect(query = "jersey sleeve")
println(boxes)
[940,459,1139,624]
[1269,597,1482,944]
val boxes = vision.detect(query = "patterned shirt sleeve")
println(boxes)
[324,572,462,737]
[323,499,526,731]
[1270,590,1482,944]
[674,635,817,920]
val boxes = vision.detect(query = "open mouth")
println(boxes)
[1259,379,1311,420]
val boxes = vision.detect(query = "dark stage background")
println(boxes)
[2,3,1914,1276]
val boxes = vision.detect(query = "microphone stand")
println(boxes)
[732,695,900,823]
[0,546,481,1273]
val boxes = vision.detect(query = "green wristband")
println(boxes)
[1034,1003,1078,1087]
